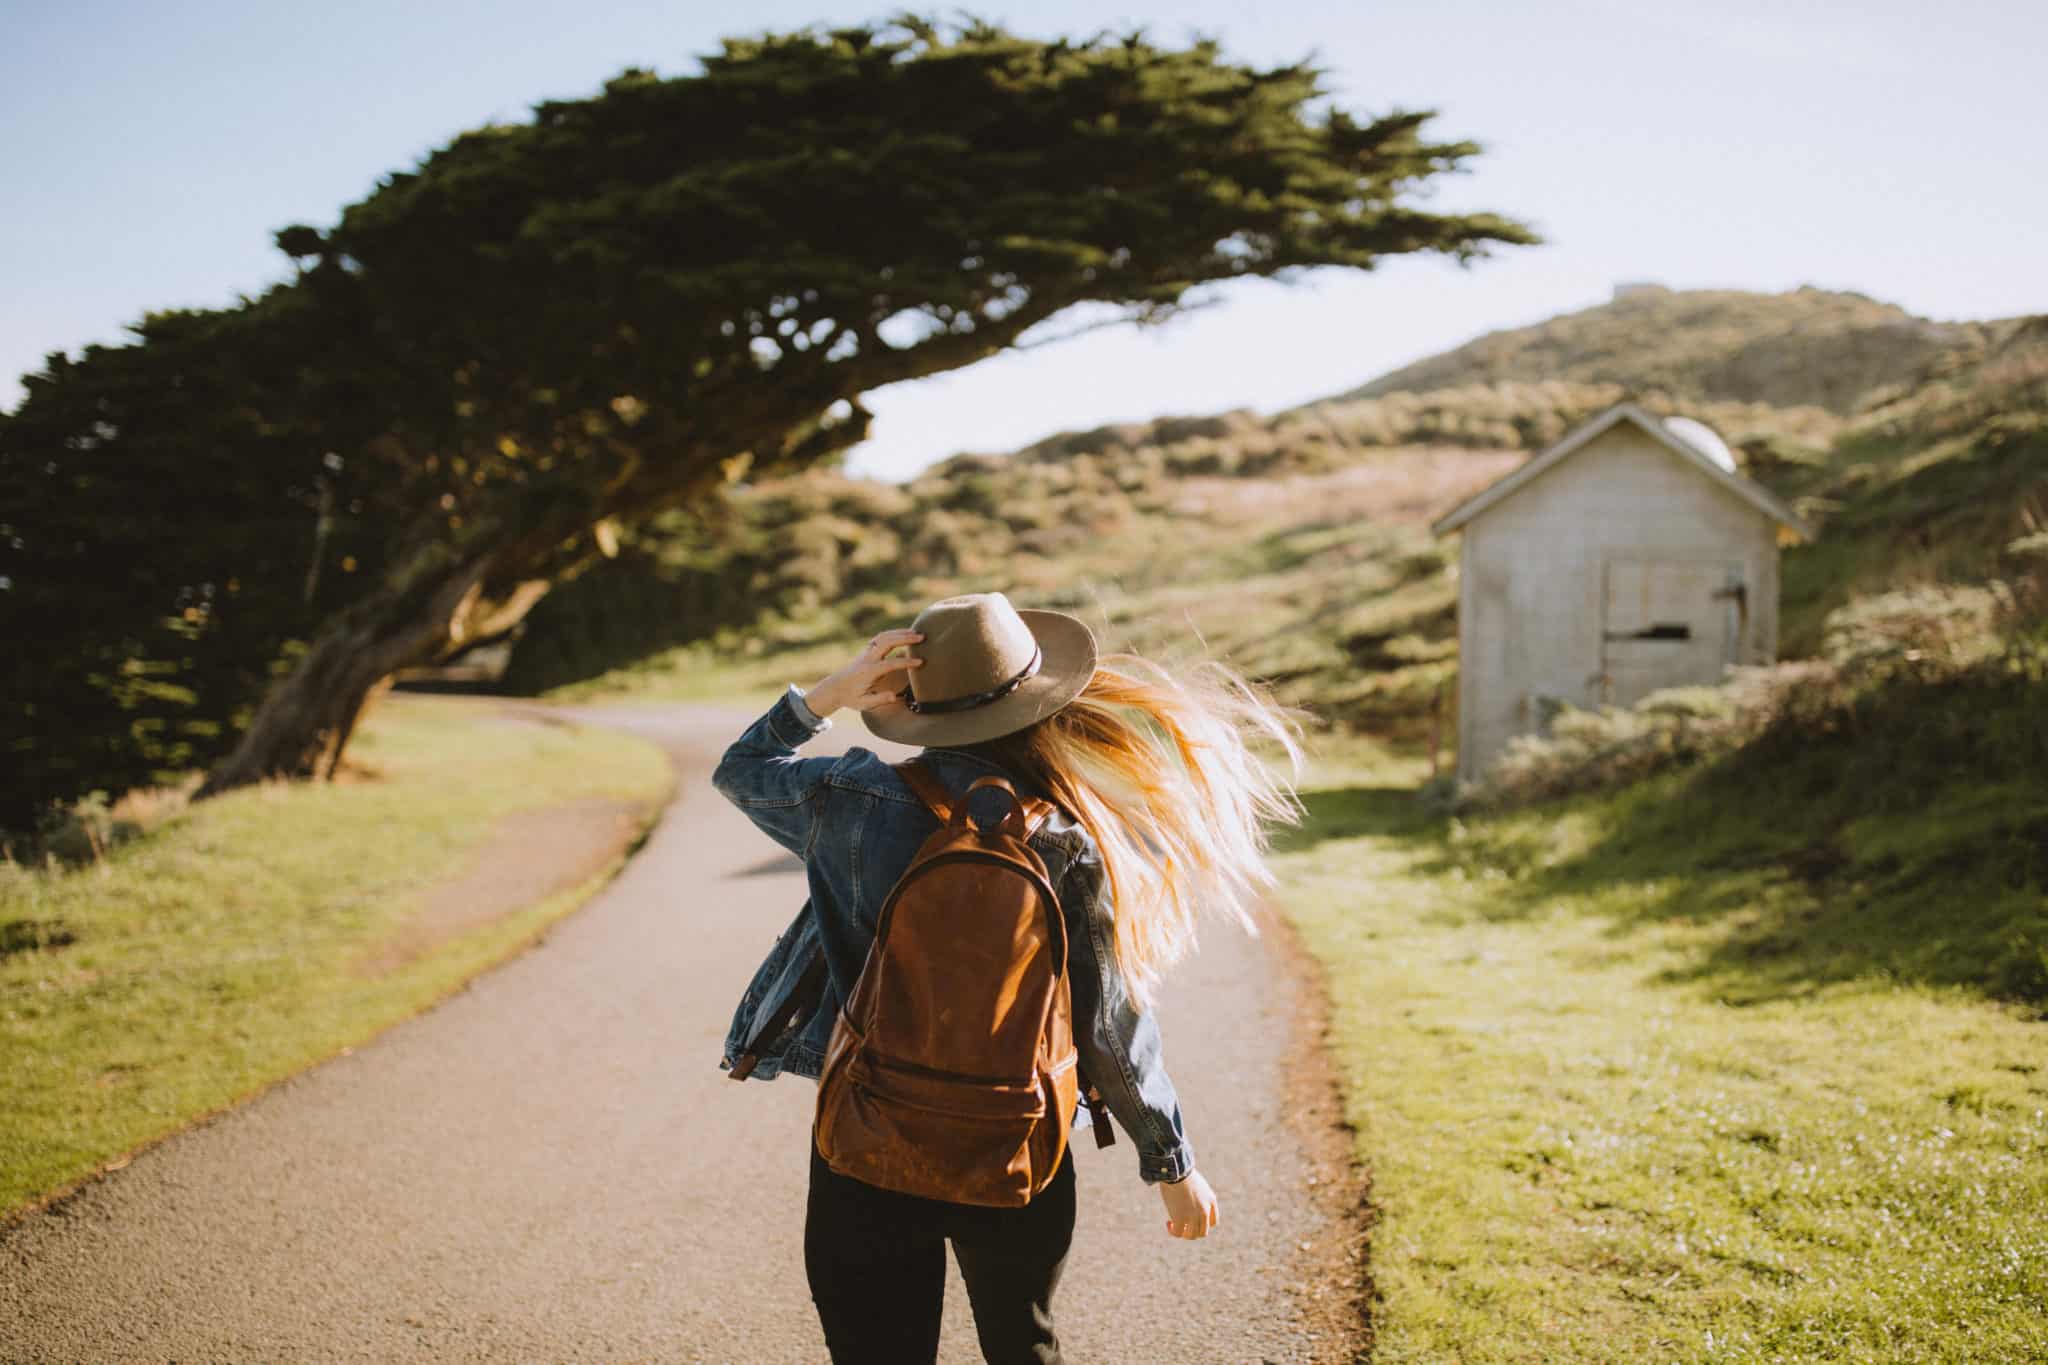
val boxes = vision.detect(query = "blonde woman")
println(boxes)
[711,591,1304,1364]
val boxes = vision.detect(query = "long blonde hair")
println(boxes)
[955,651,1308,1008]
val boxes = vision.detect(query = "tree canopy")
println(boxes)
[0,15,1533,830]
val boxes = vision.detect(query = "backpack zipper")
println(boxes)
[863,1051,1037,1090]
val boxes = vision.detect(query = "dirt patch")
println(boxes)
[1269,904,1380,1362]
[357,798,654,975]
[1171,447,1526,529]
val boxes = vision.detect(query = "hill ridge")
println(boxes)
[1308,284,1993,416]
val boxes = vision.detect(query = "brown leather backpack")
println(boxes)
[812,758,1109,1207]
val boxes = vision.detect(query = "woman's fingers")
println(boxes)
[852,656,936,709]
[863,629,924,661]
[856,657,920,692]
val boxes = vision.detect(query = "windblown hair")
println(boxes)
[954,652,1307,1008]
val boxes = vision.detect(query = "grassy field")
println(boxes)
[1280,734,2048,1362]
[0,698,671,1217]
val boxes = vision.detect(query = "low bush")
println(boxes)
[1474,581,2042,811]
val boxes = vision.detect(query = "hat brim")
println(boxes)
[860,609,1098,747]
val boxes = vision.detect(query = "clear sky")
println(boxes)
[5,0,2043,480]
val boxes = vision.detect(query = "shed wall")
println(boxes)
[1455,424,1782,782]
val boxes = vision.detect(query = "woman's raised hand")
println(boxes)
[803,629,925,717]
[1159,1169,1219,1241]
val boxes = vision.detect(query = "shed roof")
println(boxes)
[1429,402,1814,540]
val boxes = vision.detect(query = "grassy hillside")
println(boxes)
[1326,285,1993,415]
[513,291,2041,767]
[1774,315,2048,653]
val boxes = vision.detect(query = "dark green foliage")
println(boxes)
[0,299,397,820]
[1,15,1531,829]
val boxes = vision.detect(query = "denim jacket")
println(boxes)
[710,685,1196,1185]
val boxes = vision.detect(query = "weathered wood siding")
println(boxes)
[1455,424,1782,782]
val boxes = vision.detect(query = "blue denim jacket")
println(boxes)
[710,685,1196,1185]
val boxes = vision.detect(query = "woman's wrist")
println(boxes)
[800,679,844,717]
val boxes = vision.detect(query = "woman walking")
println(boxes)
[711,591,1304,1363]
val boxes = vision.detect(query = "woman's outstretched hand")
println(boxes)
[1160,1169,1219,1241]
[803,629,925,717]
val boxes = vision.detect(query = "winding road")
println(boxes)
[1,703,1344,1362]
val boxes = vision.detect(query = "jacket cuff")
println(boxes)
[772,685,831,745]
[1139,1140,1197,1185]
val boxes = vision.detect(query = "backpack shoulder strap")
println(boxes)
[895,758,954,823]
[1018,795,1056,840]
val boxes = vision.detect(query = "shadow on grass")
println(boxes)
[1549,774,2048,1011]
[1274,784,1443,855]
[1542,678,2040,1006]
[1287,655,2048,1011]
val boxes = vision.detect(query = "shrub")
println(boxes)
[1820,582,2016,673]
[1470,581,2029,811]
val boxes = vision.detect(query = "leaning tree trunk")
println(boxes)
[193,400,859,803]
[194,548,504,800]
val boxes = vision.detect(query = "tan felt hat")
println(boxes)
[861,592,1098,747]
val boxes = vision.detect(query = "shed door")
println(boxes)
[1600,558,1741,707]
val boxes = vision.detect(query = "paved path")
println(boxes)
[1,703,1338,1362]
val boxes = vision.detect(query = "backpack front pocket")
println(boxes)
[816,1043,1060,1206]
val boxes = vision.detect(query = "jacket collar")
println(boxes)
[916,745,1052,802]
[911,748,1079,849]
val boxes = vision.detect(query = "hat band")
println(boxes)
[900,644,1043,716]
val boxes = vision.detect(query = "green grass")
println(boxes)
[0,697,671,1216]
[1279,727,2048,1362]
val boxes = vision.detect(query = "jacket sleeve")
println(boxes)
[1060,846,1197,1185]
[710,685,839,858]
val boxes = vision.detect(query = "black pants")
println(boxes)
[805,1142,1074,1364]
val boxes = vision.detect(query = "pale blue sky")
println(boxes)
[5,0,2043,479]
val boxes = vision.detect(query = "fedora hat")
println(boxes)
[862,592,1098,747]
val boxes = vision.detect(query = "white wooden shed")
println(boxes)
[1431,402,1813,783]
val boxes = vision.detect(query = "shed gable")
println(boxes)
[1430,403,1812,541]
